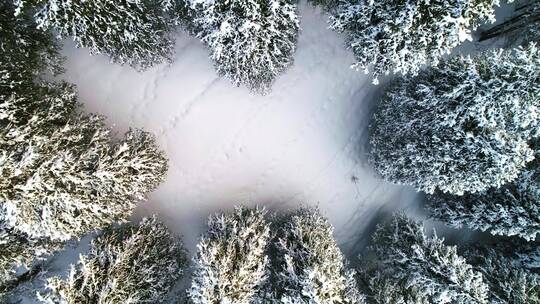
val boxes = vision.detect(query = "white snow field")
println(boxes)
[60,3,422,254]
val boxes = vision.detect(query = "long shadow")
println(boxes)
[354,79,394,163]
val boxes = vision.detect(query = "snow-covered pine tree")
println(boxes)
[360,214,489,304]
[269,207,364,303]
[369,44,540,195]
[1,81,168,242]
[0,228,61,298]
[0,1,63,91]
[329,0,500,83]
[0,4,64,296]
[426,142,540,241]
[480,0,539,45]
[465,244,540,304]
[190,0,299,93]
[188,207,270,303]
[514,241,540,270]
[40,216,186,304]
[0,80,168,293]
[15,0,180,70]
[469,238,540,272]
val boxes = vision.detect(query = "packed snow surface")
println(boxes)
[60,4,419,254]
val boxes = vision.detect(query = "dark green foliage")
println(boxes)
[359,214,489,304]
[426,149,540,241]
[465,243,540,304]
[369,45,540,195]
[0,1,63,91]
[42,216,187,303]
[18,0,180,70]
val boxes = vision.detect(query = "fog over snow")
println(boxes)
[59,3,422,255]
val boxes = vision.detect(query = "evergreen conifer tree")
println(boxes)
[1,13,168,291]
[426,143,540,241]
[360,214,489,304]
[329,0,500,83]
[188,207,270,303]
[1,3,65,296]
[0,1,62,92]
[16,0,180,70]
[465,244,540,304]
[190,0,299,93]
[269,208,364,303]
[369,44,540,195]
[0,78,168,294]
[40,216,186,303]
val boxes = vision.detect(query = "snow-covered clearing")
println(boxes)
[60,3,421,254]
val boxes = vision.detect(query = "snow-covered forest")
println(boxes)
[1,0,539,303]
